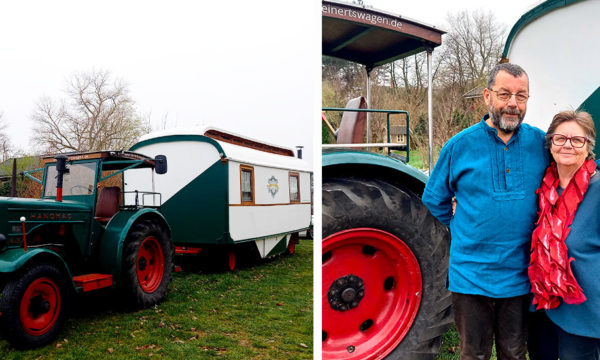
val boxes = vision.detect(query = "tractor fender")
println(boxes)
[0,248,77,290]
[323,150,428,196]
[97,208,171,282]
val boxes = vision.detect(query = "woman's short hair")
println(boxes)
[546,110,596,160]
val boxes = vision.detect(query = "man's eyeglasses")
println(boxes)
[488,88,529,103]
[550,134,589,148]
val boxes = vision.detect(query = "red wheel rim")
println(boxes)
[288,239,296,254]
[228,251,236,271]
[322,228,422,360]
[20,277,62,336]
[136,236,165,292]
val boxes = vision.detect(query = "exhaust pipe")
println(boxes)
[55,155,69,202]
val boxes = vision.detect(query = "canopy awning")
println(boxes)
[322,0,445,70]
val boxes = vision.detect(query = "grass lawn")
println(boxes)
[437,325,506,360]
[0,239,313,360]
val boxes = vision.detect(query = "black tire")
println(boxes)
[322,177,453,360]
[0,263,69,348]
[307,226,314,239]
[122,220,173,308]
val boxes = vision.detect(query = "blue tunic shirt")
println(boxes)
[422,115,548,297]
[547,170,600,338]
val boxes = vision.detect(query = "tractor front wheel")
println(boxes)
[0,263,69,348]
[122,220,173,308]
[322,177,452,360]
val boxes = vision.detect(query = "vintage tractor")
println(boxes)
[0,150,172,348]
[322,2,452,359]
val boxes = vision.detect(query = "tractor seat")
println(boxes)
[336,96,368,144]
[95,186,121,223]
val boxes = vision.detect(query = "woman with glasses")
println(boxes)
[528,110,600,360]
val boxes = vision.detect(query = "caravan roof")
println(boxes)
[134,127,311,172]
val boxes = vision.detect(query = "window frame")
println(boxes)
[289,172,300,203]
[240,165,255,205]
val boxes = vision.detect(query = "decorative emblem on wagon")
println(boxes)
[267,176,279,197]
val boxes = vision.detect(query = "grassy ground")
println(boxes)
[436,325,503,360]
[0,240,313,360]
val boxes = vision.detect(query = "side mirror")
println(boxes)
[154,155,167,174]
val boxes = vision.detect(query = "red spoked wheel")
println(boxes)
[228,251,236,271]
[136,236,165,293]
[122,220,173,308]
[20,278,62,337]
[322,228,422,360]
[287,238,296,254]
[0,264,69,348]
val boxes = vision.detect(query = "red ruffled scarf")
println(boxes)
[529,159,597,310]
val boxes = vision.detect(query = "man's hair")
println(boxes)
[546,110,596,160]
[487,63,528,88]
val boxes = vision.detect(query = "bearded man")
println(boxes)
[422,63,549,360]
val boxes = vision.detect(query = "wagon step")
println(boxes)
[73,273,113,292]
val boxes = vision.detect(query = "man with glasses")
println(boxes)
[422,63,549,360]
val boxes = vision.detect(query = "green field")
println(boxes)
[0,240,313,360]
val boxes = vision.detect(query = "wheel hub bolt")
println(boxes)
[328,274,365,311]
[341,288,356,302]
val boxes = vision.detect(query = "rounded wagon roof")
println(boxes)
[133,127,312,172]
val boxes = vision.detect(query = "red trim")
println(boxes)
[56,187,63,202]
[175,246,203,255]
[204,129,294,157]
[21,220,27,252]
[73,274,113,292]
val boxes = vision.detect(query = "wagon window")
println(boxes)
[240,165,254,204]
[289,172,300,203]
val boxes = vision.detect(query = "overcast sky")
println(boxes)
[363,0,543,33]
[0,0,320,164]
[0,0,546,164]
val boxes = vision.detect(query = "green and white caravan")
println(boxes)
[502,0,600,154]
[128,127,312,270]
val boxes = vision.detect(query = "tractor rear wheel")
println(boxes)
[0,263,69,348]
[322,177,452,360]
[122,220,173,308]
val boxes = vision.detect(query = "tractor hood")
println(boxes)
[0,197,92,252]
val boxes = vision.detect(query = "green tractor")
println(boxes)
[322,2,452,359]
[0,150,172,348]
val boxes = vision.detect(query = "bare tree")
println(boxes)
[32,70,149,153]
[0,112,13,162]
[429,9,506,154]
[439,9,506,90]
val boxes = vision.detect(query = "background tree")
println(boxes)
[32,70,149,153]
[322,8,506,167]
[0,112,13,162]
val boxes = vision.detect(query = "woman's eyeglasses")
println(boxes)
[550,134,589,148]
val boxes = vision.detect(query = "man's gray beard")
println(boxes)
[490,109,524,133]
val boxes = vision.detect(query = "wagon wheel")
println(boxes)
[0,263,69,348]
[228,250,236,271]
[322,177,452,360]
[287,238,296,255]
[122,220,173,307]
